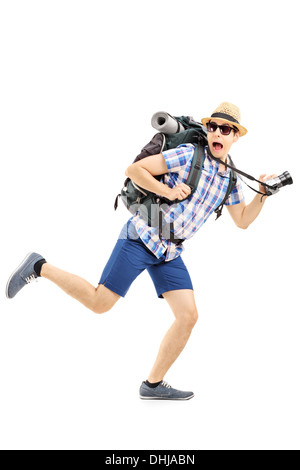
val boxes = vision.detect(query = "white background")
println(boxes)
[0,0,299,450]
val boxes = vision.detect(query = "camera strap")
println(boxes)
[207,148,271,197]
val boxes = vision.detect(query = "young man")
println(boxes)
[6,102,275,400]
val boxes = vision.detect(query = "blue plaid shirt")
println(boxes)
[130,144,245,261]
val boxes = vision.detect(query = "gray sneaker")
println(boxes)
[6,252,44,299]
[139,381,194,400]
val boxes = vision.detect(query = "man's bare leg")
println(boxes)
[41,263,120,314]
[147,289,198,383]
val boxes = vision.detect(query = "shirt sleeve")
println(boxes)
[225,175,245,206]
[162,144,194,174]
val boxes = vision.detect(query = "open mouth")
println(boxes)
[213,142,223,151]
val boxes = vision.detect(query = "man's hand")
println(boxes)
[164,183,192,201]
[228,172,278,229]
[259,174,277,194]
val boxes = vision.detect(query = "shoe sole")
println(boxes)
[139,393,195,401]
[5,252,35,299]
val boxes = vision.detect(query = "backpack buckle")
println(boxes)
[215,205,224,220]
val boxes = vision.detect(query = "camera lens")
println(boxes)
[278,171,293,188]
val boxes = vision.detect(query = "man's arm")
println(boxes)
[125,153,191,201]
[227,174,276,229]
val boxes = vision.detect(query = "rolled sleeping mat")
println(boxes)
[151,111,184,134]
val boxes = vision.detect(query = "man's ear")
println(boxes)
[233,131,240,143]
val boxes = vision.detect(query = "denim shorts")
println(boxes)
[99,221,193,299]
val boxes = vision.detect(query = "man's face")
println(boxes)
[207,119,240,160]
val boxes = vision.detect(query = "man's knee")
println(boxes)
[181,309,199,329]
[189,309,199,328]
[93,306,110,315]
[92,285,120,314]
[92,302,112,315]
[92,296,116,314]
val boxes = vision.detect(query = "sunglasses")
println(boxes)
[207,121,238,136]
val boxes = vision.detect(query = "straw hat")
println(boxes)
[201,102,248,136]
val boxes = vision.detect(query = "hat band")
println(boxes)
[211,112,240,125]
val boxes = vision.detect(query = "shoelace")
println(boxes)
[161,381,171,389]
[25,274,37,284]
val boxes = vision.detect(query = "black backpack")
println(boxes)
[114,116,237,244]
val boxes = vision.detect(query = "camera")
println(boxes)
[264,171,293,196]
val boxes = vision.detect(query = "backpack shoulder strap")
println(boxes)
[214,158,237,220]
[185,143,205,194]
[159,143,205,242]
[161,143,205,206]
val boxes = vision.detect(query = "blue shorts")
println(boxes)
[99,222,193,299]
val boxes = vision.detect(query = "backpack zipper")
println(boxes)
[132,181,147,196]
[131,181,148,204]
[160,133,166,152]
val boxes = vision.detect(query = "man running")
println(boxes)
[6,102,274,400]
